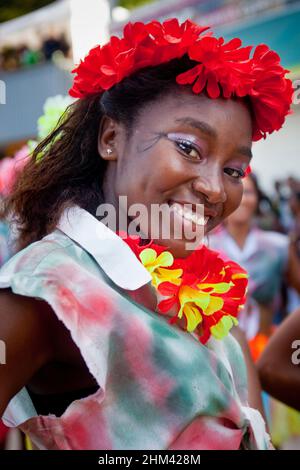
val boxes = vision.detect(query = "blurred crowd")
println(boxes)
[209,173,300,449]
[0,33,71,72]
[261,176,300,315]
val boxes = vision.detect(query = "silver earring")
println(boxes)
[106,148,112,155]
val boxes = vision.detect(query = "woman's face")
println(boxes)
[99,90,252,257]
[227,176,258,225]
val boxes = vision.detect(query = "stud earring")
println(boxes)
[106,148,113,155]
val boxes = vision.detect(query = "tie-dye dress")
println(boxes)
[0,207,270,450]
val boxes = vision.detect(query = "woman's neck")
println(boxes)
[225,221,252,249]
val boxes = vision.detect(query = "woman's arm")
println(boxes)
[257,309,300,411]
[0,289,54,417]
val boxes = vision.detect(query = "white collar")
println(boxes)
[56,206,152,290]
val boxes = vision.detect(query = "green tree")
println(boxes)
[0,0,55,23]
[118,0,156,10]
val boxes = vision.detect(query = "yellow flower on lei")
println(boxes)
[139,248,182,288]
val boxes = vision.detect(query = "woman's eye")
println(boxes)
[224,167,245,179]
[174,140,202,161]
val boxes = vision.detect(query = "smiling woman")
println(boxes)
[0,18,292,450]
[6,55,254,255]
[99,90,252,257]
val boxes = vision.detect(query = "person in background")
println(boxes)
[42,35,63,61]
[287,187,300,312]
[209,173,300,353]
[209,173,300,448]
[0,214,11,268]
[273,180,291,233]
[289,188,300,258]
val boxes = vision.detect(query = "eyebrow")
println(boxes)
[174,117,253,161]
[175,117,216,138]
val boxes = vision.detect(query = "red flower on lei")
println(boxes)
[70,18,292,142]
[121,234,248,345]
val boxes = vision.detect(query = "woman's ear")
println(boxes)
[97,116,123,161]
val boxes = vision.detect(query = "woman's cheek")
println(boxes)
[226,185,244,216]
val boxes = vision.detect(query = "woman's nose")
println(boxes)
[191,165,227,204]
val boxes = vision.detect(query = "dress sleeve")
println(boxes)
[0,239,120,427]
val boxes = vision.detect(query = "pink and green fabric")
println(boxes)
[0,207,270,450]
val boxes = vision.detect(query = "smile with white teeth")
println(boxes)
[170,202,209,226]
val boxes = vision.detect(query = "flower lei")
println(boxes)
[123,235,248,344]
[70,18,292,142]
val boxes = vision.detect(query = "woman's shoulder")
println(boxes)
[0,230,91,284]
[0,229,110,326]
[256,228,288,247]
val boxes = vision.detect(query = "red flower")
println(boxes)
[121,235,248,344]
[243,165,252,177]
[249,44,293,140]
[145,18,209,64]
[176,36,253,99]
[157,245,248,343]
[70,19,207,99]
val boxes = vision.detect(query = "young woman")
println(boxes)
[0,18,292,450]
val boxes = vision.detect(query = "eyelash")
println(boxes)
[173,138,202,161]
[224,168,245,179]
[170,136,245,179]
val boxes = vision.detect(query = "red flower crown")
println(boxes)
[70,18,292,141]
